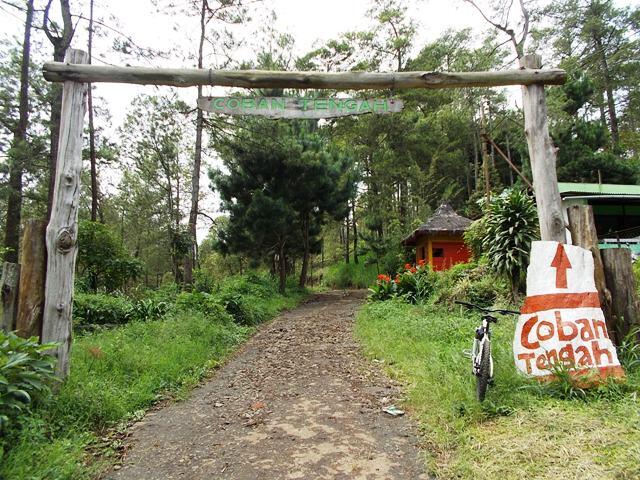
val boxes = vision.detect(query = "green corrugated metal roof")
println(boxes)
[559,182,640,196]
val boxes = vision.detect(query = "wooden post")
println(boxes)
[16,219,47,339]
[566,206,614,338]
[521,54,566,243]
[43,63,567,89]
[41,49,88,378]
[1,262,20,332]
[602,248,640,345]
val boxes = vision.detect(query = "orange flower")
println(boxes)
[377,274,391,282]
[404,263,412,270]
[410,267,417,273]
[418,259,426,267]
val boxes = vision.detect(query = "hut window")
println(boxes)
[433,247,444,258]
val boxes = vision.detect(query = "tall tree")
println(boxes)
[540,0,640,147]
[43,0,74,220]
[87,0,99,221]
[3,0,34,262]
[211,120,355,291]
[119,94,193,284]
[183,0,248,287]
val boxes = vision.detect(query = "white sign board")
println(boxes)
[513,241,624,381]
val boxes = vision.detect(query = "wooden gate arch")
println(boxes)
[41,49,566,377]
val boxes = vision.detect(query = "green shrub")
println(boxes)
[0,332,57,431]
[129,298,169,322]
[322,262,379,289]
[73,293,134,326]
[76,221,143,293]
[482,188,539,293]
[463,219,487,260]
[368,261,434,303]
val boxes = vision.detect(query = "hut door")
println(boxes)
[431,242,471,271]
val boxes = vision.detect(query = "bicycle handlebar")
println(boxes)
[454,300,520,316]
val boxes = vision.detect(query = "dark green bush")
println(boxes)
[482,189,539,293]
[129,298,169,322]
[73,293,134,326]
[0,332,57,431]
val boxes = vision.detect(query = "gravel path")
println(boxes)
[107,290,428,480]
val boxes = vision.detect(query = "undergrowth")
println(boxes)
[0,275,306,479]
[356,301,640,480]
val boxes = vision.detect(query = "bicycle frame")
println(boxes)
[471,315,494,378]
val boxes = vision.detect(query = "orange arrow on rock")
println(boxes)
[551,243,572,289]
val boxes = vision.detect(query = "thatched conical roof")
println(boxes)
[402,204,472,246]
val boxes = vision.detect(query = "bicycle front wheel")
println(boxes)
[476,340,491,402]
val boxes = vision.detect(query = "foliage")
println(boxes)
[1,277,307,478]
[356,301,640,478]
[322,261,379,289]
[482,189,539,293]
[368,260,434,303]
[73,293,135,327]
[210,120,356,292]
[73,294,168,328]
[76,221,143,293]
[0,332,57,431]
[463,218,487,260]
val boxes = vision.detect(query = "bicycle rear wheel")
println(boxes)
[476,340,491,402]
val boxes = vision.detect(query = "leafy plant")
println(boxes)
[617,327,640,371]
[0,332,57,430]
[368,274,397,301]
[129,299,169,322]
[76,221,143,293]
[73,293,134,327]
[482,189,539,294]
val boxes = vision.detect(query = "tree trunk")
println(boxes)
[185,0,207,287]
[352,200,358,264]
[45,0,74,222]
[41,49,88,379]
[521,54,566,243]
[344,215,350,264]
[4,0,34,263]
[1,263,20,332]
[299,215,310,287]
[602,248,640,345]
[16,219,47,339]
[88,0,99,221]
[566,205,614,341]
[278,241,286,294]
[594,35,619,146]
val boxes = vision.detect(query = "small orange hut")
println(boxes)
[401,204,472,271]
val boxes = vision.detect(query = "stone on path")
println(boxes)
[108,291,428,480]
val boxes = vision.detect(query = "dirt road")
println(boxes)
[108,291,427,479]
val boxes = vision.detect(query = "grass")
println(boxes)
[0,283,307,480]
[356,300,640,480]
[322,261,379,289]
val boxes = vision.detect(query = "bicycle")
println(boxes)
[455,301,520,402]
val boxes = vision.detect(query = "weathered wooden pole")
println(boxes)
[602,248,640,345]
[1,262,20,332]
[43,62,566,89]
[566,206,615,339]
[41,49,88,378]
[521,54,566,243]
[16,219,47,339]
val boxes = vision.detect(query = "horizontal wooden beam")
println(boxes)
[42,62,566,89]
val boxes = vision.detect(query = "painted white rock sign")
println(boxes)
[514,241,624,380]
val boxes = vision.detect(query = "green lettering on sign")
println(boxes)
[197,96,404,118]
